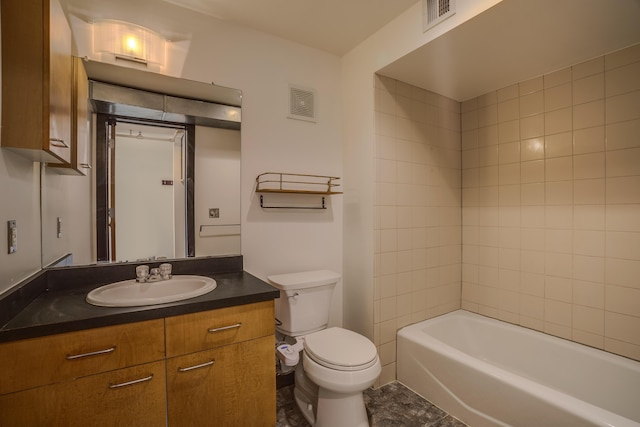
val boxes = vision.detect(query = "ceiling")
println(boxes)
[380,0,640,101]
[58,0,418,56]
[58,0,640,102]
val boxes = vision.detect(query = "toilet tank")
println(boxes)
[268,270,341,336]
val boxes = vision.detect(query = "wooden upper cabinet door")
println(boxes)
[0,0,72,163]
[47,0,73,162]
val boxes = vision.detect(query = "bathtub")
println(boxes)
[397,310,640,427]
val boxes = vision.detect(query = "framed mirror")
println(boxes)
[40,60,242,267]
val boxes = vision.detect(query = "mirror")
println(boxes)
[41,60,241,267]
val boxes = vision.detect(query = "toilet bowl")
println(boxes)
[268,270,381,427]
[291,327,381,427]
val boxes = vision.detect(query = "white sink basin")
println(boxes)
[86,275,217,307]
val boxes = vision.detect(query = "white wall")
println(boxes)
[69,7,345,325]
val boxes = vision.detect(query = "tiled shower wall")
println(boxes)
[461,44,640,361]
[373,75,462,385]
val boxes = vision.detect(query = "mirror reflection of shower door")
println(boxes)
[96,114,194,263]
[113,123,183,262]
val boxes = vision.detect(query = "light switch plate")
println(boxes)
[8,220,17,254]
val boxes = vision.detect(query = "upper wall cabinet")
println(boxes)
[49,57,92,175]
[1,0,73,164]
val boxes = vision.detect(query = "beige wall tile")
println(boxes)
[606,176,640,204]
[545,181,573,205]
[545,132,573,158]
[605,312,640,346]
[574,178,605,205]
[520,115,545,139]
[606,147,640,177]
[478,104,498,127]
[574,100,605,130]
[574,152,605,179]
[573,205,605,230]
[573,305,604,335]
[606,258,640,289]
[606,285,640,317]
[478,124,499,146]
[606,231,640,260]
[546,156,573,181]
[521,137,545,161]
[573,73,604,105]
[606,119,640,150]
[573,279,605,309]
[498,84,519,102]
[604,338,640,361]
[545,299,572,326]
[498,98,519,122]
[545,83,572,111]
[606,91,640,124]
[520,91,544,117]
[521,160,544,183]
[573,329,604,349]
[606,61,640,97]
[606,205,640,233]
[545,108,573,135]
[545,276,572,302]
[498,120,520,143]
[573,126,604,154]
[573,230,605,257]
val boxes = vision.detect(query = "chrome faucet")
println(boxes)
[135,263,172,283]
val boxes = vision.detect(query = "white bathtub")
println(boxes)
[397,310,640,427]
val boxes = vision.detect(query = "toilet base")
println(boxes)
[293,364,371,427]
[315,387,369,427]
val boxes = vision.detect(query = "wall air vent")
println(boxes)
[422,0,456,32]
[288,85,316,123]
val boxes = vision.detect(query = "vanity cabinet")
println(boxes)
[0,301,276,426]
[1,0,73,164]
[165,301,276,426]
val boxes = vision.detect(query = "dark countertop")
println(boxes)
[0,257,280,344]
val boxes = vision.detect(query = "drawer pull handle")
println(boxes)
[50,138,70,148]
[178,360,215,372]
[208,323,242,333]
[66,346,116,360]
[109,374,154,389]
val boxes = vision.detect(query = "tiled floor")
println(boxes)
[276,381,467,427]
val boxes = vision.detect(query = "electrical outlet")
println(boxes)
[209,208,220,218]
[8,220,17,254]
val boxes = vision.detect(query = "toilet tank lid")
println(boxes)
[268,270,341,290]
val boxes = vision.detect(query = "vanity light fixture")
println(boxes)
[93,20,166,66]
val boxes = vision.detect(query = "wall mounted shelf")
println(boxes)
[256,173,341,209]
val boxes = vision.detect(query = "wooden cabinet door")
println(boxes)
[167,335,276,427]
[47,0,72,163]
[0,0,72,163]
[0,360,166,427]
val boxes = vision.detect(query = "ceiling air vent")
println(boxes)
[422,0,456,32]
[288,85,316,123]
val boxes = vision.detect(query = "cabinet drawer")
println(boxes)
[0,360,166,427]
[165,300,274,358]
[166,335,275,427]
[0,319,165,395]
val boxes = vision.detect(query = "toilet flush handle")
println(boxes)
[286,291,299,300]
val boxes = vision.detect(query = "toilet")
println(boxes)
[268,270,381,427]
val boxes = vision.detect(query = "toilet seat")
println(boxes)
[304,327,378,371]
